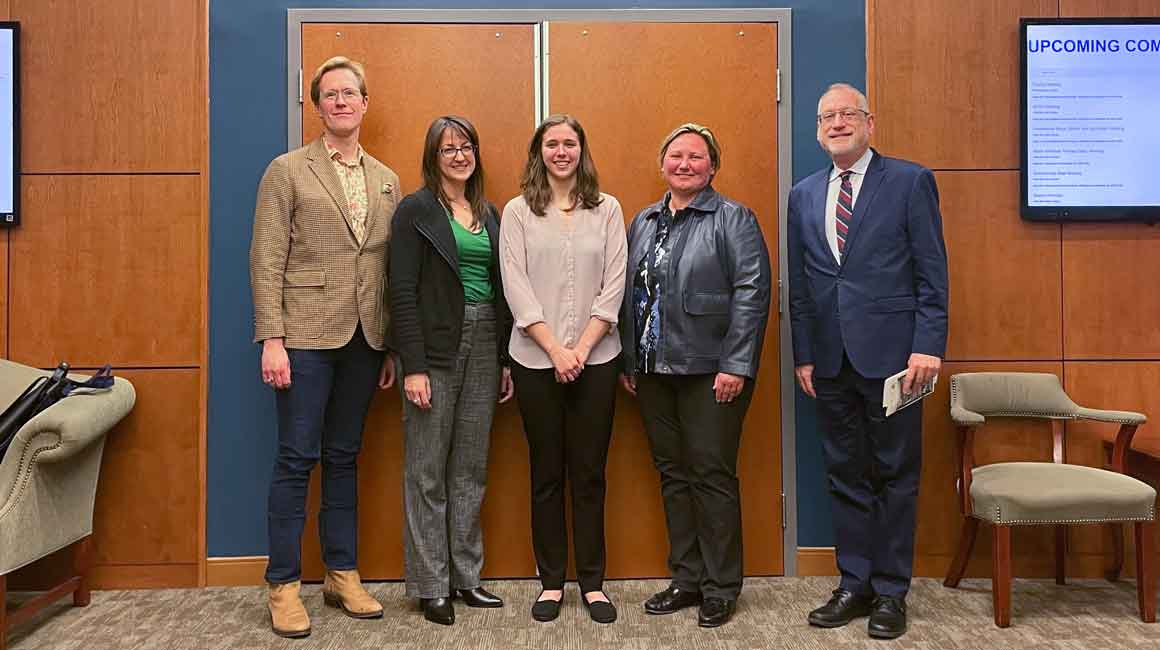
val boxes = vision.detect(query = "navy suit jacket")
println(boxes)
[788,150,948,380]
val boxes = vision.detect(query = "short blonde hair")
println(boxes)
[309,56,367,106]
[658,123,721,171]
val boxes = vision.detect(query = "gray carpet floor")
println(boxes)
[7,577,1160,649]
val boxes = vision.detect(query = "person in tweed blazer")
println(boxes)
[249,56,400,639]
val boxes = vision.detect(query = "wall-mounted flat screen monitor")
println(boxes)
[0,23,14,226]
[1021,17,1160,223]
[0,22,15,227]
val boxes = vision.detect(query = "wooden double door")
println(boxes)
[297,20,783,580]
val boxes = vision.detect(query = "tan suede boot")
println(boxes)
[268,581,311,638]
[323,569,384,619]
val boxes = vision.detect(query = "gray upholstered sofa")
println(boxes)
[0,359,136,649]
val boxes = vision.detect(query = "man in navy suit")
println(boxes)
[788,83,948,639]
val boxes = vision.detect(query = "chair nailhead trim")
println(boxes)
[977,504,1156,525]
[0,435,64,520]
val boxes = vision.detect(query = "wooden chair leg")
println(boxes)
[1054,525,1067,585]
[992,525,1012,628]
[1107,522,1125,581]
[72,536,93,607]
[944,516,979,588]
[1,572,8,650]
[1135,521,1156,623]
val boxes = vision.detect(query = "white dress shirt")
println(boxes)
[824,148,874,263]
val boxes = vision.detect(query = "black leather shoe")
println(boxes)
[697,597,736,627]
[531,592,562,622]
[583,594,618,624]
[807,588,874,628]
[644,585,702,615]
[458,586,504,608]
[420,597,454,625]
[867,596,907,639]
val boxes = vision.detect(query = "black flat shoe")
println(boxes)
[420,597,454,626]
[583,594,618,624]
[867,596,907,639]
[458,586,504,608]
[807,588,874,628]
[531,592,563,622]
[697,597,736,628]
[644,585,702,615]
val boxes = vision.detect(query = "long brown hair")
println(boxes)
[519,114,602,216]
[421,116,488,229]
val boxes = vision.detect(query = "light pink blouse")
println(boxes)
[499,193,628,369]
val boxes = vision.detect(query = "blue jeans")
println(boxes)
[265,327,382,584]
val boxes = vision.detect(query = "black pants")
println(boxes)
[636,373,753,600]
[813,356,923,599]
[512,359,618,593]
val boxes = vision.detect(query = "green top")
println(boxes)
[450,216,494,303]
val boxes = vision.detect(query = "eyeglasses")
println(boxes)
[817,108,869,125]
[320,88,363,103]
[439,144,476,159]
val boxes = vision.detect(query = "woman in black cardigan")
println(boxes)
[388,115,513,626]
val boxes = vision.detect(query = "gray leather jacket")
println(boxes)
[620,186,772,378]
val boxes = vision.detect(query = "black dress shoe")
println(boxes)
[867,596,907,639]
[531,592,562,622]
[420,597,454,625]
[697,597,736,628]
[807,588,874,628]
[458,586,504,608]
[644,585,702,615]
[583,594,618,624]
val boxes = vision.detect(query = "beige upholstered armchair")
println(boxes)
[945,372,1155,627]
[0,359,135,649]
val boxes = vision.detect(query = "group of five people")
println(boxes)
[250,55,947,642]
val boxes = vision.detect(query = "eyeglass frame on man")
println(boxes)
[438,143,476,159]
[817,108,871,125]
[320,87,364,103]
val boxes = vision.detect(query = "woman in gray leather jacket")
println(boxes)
[619,123,772,629]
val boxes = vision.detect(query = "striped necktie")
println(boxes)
[835,170,854,257]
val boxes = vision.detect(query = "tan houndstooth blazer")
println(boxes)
[250,138,400,350]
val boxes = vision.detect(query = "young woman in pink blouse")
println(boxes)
[499,114,627,625]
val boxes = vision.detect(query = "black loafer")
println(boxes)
[868,596,907,639]
[531,592,562,622]
[807,588,874,628]
[697,597,736,627]
[644,585,702,615]
[458,586,504,608]
[420,596,454,625]
[583,594,618,624]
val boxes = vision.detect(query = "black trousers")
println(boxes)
[511,358,618,592]
[813,356,923,599]
[636,373,753,600]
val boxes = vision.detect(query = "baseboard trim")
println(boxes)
[91,563,200,590]
[206,556,268,586]
[795,547,1142,580]
[796,547,839,576]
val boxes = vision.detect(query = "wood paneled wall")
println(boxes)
[868,0,1160,579]
[5,1,208,588]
